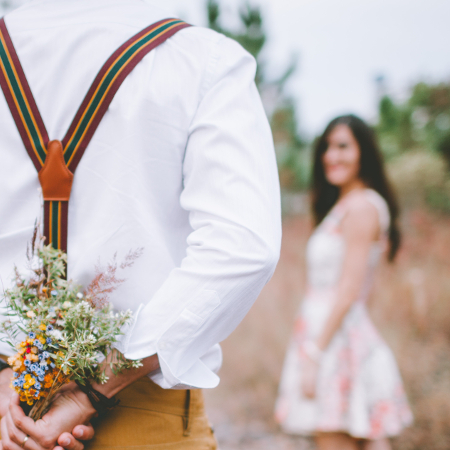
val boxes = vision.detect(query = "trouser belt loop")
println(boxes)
[183,389,192,436]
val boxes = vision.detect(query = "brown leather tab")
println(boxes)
[38,140,73,201]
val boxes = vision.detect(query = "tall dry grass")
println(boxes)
[205,207,450,450]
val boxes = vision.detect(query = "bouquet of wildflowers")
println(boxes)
[1,233,142,420]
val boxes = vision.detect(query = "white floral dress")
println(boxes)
[275,189,413,439]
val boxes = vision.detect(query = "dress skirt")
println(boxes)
[275,290,413,440]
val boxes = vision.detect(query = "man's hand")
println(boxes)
[0,369,14,419]
[54,424,95,450]
[1,386,96,450]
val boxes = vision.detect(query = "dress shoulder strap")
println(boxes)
[364,189,391,235]
[0,18,190,258]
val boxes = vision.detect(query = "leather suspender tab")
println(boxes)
[38,140,74,201]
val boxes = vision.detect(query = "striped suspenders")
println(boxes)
[0,17,190,255]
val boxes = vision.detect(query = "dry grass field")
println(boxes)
[205,207,450,450]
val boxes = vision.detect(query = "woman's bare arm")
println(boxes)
[315,197,380,352]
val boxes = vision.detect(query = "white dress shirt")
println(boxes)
[0,0,281,389]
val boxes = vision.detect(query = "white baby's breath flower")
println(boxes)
[56,319,65,326]
[99,373,109,384]
[49,329,63,341]
[62,301,72,309]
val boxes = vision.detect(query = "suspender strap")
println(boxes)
[0,19,49,171]
[0,17,190,256]
[61,18,190,172]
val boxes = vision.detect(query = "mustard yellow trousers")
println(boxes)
[85,377,218,449]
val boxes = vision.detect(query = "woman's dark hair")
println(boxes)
[312,114,401,261]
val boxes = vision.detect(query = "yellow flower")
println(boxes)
[26,311,36,318]
[38,336,46,344]
[39,324,47,331]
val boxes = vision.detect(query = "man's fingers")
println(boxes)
[8,395,35,438]
[72,424,94,441]
[1,415,22,450]
[55,433,84,450]
[4,412,26,447]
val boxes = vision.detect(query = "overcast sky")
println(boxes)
[158,0,450,137]
[3,0,450,137]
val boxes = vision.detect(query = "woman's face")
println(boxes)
[322,124,361,187]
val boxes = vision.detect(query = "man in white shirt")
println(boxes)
[0,0,281,448]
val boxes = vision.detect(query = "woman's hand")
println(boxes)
[1,386,96,450]
[301,357,319,399]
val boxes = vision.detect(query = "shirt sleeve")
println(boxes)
[121,35,282,389]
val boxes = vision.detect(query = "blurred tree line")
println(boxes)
[378,82,450,162]
[377,82,450,211]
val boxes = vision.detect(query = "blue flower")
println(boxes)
[34,382,41,390]
[38,376,44,382]
[24,360,31,367]
[51,290,58,297]
[46,325,53,332]
[42,351,49,359]
[30,364,39,373]
[12,380,19,387]
[34,339,40,346]
[50,362,55,368]
[46,338,52,344]
[28,332,36,339]
[14,372,19,378]
[37,343,44,350]
[34,391,39,397]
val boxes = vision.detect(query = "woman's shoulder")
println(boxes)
[343,189,390,233]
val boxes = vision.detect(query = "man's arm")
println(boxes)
[119,34,281,390]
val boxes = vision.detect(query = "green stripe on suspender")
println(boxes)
[49,201,61,250]
[0,36,47,165]
[63,19,184,165]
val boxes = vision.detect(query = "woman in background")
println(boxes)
[275,115,413,450]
